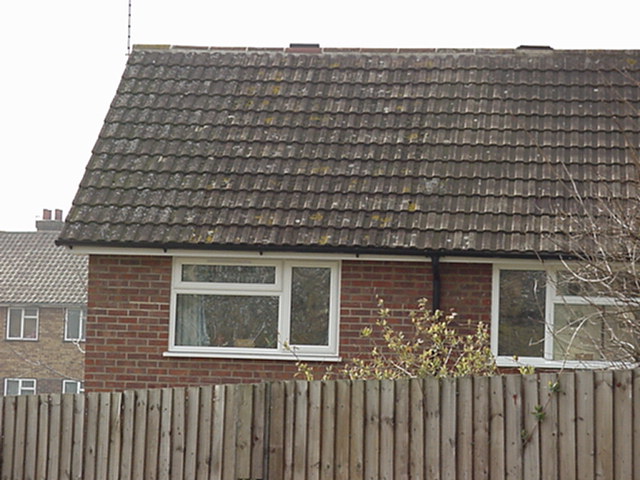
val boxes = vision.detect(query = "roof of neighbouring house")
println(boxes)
[58,45,640,257]
[0,231,87,304]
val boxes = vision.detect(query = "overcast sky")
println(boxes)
[1,0,639,231]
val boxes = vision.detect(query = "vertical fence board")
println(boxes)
[594,371,613,480]
[281,382,294,480]
[379,379,394,480]
[538,373,558,480]
[576,371,594,480]
[59,394,75,480]
[36,395,50,480]
[23,395,39,480]
[171,388,186,480]
[131,390,148,480]
[424,376,440,480]
[95,393,111,480]
[557,372,576,480]
[473,376,490,480]
[251,383,267,480]
[83,393,98,480]
[235,384,253,479]
[522,375,540,480]
[307,381,322,480]
[441,377,457,480]
[634,369,640,480]
[409,378,424,480]
[293,381,309,480]
[268,382,285,479]
[72,394,85,480]
[457,377,473,480]
[119,390,135,480]
[184,387,200,480]
[13,395,27,480]
[222,385,238,480]
[349,380,365,480]
[504,375,522,480]
[107,393,122,480]
[320,381,336,480]
[394,379,409,480]
[145,389,161,480]
[210,385,226,480]
[489,375,505,480]
[2,396,17,480]
[364,380,380,480]
[335,380,351,480]
[613,370,633,479]
[158,389,173,480]
[196,386,213,480]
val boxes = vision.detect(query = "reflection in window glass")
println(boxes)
[176,294,279,348]
[182,264,276,284]
[498,270,546,357]
[290,267,331,345]
[65,309,85,341]
[8,309,22,338]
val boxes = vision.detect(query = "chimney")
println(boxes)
[286,43,321,53]
[36,208,64,232]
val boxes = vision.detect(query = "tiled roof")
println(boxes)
[0,231,87,304]
[59,46,640,257]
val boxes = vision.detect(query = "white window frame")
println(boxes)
[167,258,341,361]
[4,378,36,395]
[492,262,629,369]
[62,380,84,394]
[6,307,39,341]
[64,308,86,342]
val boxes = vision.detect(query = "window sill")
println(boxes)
[164,349,342,362]
[496,356,636,370]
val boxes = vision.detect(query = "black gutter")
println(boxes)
[431,255,441,312]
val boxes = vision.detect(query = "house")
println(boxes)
[1,209,87,395]
[57,45,640,391]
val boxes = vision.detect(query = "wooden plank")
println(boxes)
[146,389,162,480]
[575,371,594,480]
[131,390,148,480]
[83,392,99,480]
[409,379,424,480]
[379,380,394,480]
[440,377,457,480]
[538,373,559,480]
[196,386,213,480]
[108,393,123,480]
[158,388,173,480]
[24,394,39,480]
[2,395,17,480]
[171,388,186,480]
[349,380,365,480]
[364,380,380,480]
[594,371,613,480]
[36,395,50,480]
[293,381,309,480]
[393,379,409,480]
[320,381,336,480]
[557,372,576,480]
[267,382,285,479]
[251,383,267,480]
[424,376,440,480]
[613,370,633,479]
[306,381,322,480]
[210,385,226,480]
[72,394,86,480]
[457,376,473,480]
[59,393,75,480]
[95,392,111,480]
[335,380,351,480]
[473,376,490,480]
[184,387,200,480]
[222,384,238,480]
[13,395,27,480]
[489,375,505,480]
[119,390,135,480]
[634,369,640,480]
[504,374,522,480]
[522,374,540,480]
[235,384,254,479]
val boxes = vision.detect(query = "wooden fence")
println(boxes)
[1,369,640,479]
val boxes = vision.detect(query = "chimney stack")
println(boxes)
[36,208,64,232]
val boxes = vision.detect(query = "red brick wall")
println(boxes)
[85,256,492,391]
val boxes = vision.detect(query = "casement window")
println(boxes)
[62,380,84,394]
[4,378,36,396]
[493,265,635,368]
[6,307,38,340]
[169,259,340,360]
[65,308,86,342]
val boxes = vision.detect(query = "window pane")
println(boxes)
[63,381,80,394]
[23,317,37,339]
[6,380,19,395]
[498,270,546,357]
[8,309,21,337]
[290,267,331,345]
[182,264,276,284]
[176,294,279,348]
[66,309,82,340]
[21,379,35,394]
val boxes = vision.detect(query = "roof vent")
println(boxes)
[517,45,553,50]
[286,43,322,53]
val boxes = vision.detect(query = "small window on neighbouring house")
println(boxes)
[6,308,38,340]
[4,378,36,395]
[65,308,86,342]
[62,380,84,394]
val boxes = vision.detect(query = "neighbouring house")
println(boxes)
[57,45,640,391]
[1,209,87,395]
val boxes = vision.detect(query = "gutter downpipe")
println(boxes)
[431,254,441,312]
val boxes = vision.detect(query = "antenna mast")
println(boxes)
[127,0,132,55]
